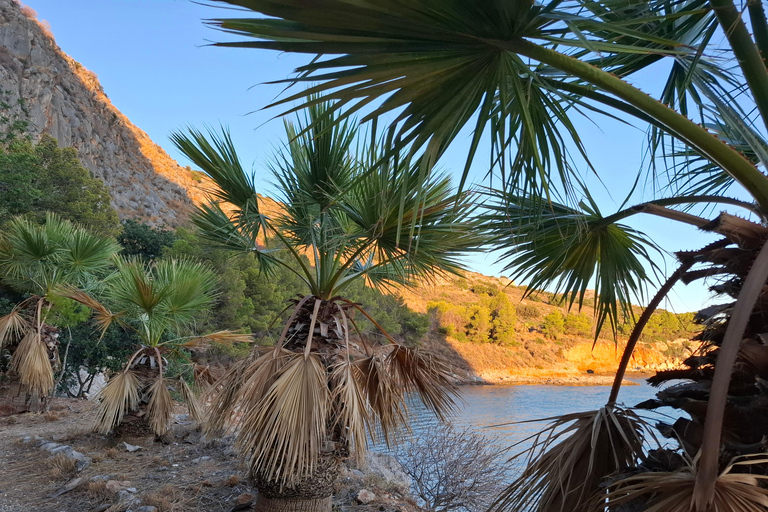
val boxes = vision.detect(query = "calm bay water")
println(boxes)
[385,378,682,473]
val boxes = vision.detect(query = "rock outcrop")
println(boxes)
[0,0,208,226]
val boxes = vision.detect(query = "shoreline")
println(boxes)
[460,370,652,387]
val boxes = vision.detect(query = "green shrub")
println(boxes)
[516,303,540,318]
[565,313,592,337]
[541,311,564,339]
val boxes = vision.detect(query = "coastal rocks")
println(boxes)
[0,1,206,226]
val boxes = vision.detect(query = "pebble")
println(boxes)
[357,489,376,504]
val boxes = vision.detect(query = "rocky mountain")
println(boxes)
[0,0,207,226]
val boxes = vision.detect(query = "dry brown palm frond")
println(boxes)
[203,346,292,436]
[183,330,255,348]
[202,354,253,436]
[235,346,295,412]
[0,307,28,348]
[490,405,651,512]
[93,370,140,434]
[178,377,202,423]
[57,286,122,337]
[10,331,37,373]
[12,331,54,396]
[237,352,329,488]
[386,345,457,420]
[354,354,408,446]
[605,455,768,512]
[147,377,174,435]
[331,360,371,464]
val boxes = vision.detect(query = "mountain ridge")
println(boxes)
[0,0,206,226]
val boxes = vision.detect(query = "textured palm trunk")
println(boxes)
[254,495,332,512]
[253,451,341,512]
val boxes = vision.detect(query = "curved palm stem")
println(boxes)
[337,298,398,344]
[265,224,318,292]
[597,195,761,228]
[608,260,694,405]
[710,0,768,133]
[323,242,370,296]
[748,0,768,64]
[496,37,768,211]
[693,238,768,506]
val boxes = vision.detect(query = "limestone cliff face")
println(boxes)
[0,0,208,226]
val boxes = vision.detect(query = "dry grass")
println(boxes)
[47,453,77,479]
[142,484,187,512]
[104,447,120,459]
[227,474,240,487]
[44,410,60,422]
[86,480,116,503]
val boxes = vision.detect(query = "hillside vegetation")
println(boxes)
[401,272,697,383]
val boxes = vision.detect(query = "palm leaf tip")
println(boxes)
[0,308,28,348]
[387,345,458,422]
[93,370,140,434]
[11,331,54,396]
[354,354,408,447]
[331,360,371,464]
[147,377,174,436]
[491,406,651,512]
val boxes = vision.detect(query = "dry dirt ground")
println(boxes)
[0,398,419,512]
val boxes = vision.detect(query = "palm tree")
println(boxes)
[197,1,768,510]
[169,102,483,512]
[0,214,119,400]
[63,256,251,437]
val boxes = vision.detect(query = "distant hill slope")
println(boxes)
[406,272,697,383]
[0,0,206,226]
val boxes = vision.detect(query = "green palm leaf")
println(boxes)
[483,188,662,336]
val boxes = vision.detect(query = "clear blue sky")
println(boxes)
[23,0,741,314]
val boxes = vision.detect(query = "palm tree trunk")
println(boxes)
[254,495,332,512]
[692,238,768,507]
[252,441,342,512]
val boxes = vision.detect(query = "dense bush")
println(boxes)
[541,311,565,339]
[516,302,540,318]
[0,135,120,235]
[564,313,592,337]
[117,219,177,260]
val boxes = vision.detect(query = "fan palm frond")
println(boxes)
[93,370,140,434]
[386,345,457,421]
[0,307,28,348]
[183,330,254,348]
[354,354,408,446]
[605,455,768,512]
[57,286,121,337]
[147,377,174,436]
[10,331,54,396]
[483,188,663,336]
[491,405,651,512]
[237,352,330,487]
[331,360,371,465]
[178,377,202,423]
[203,353,255,436]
